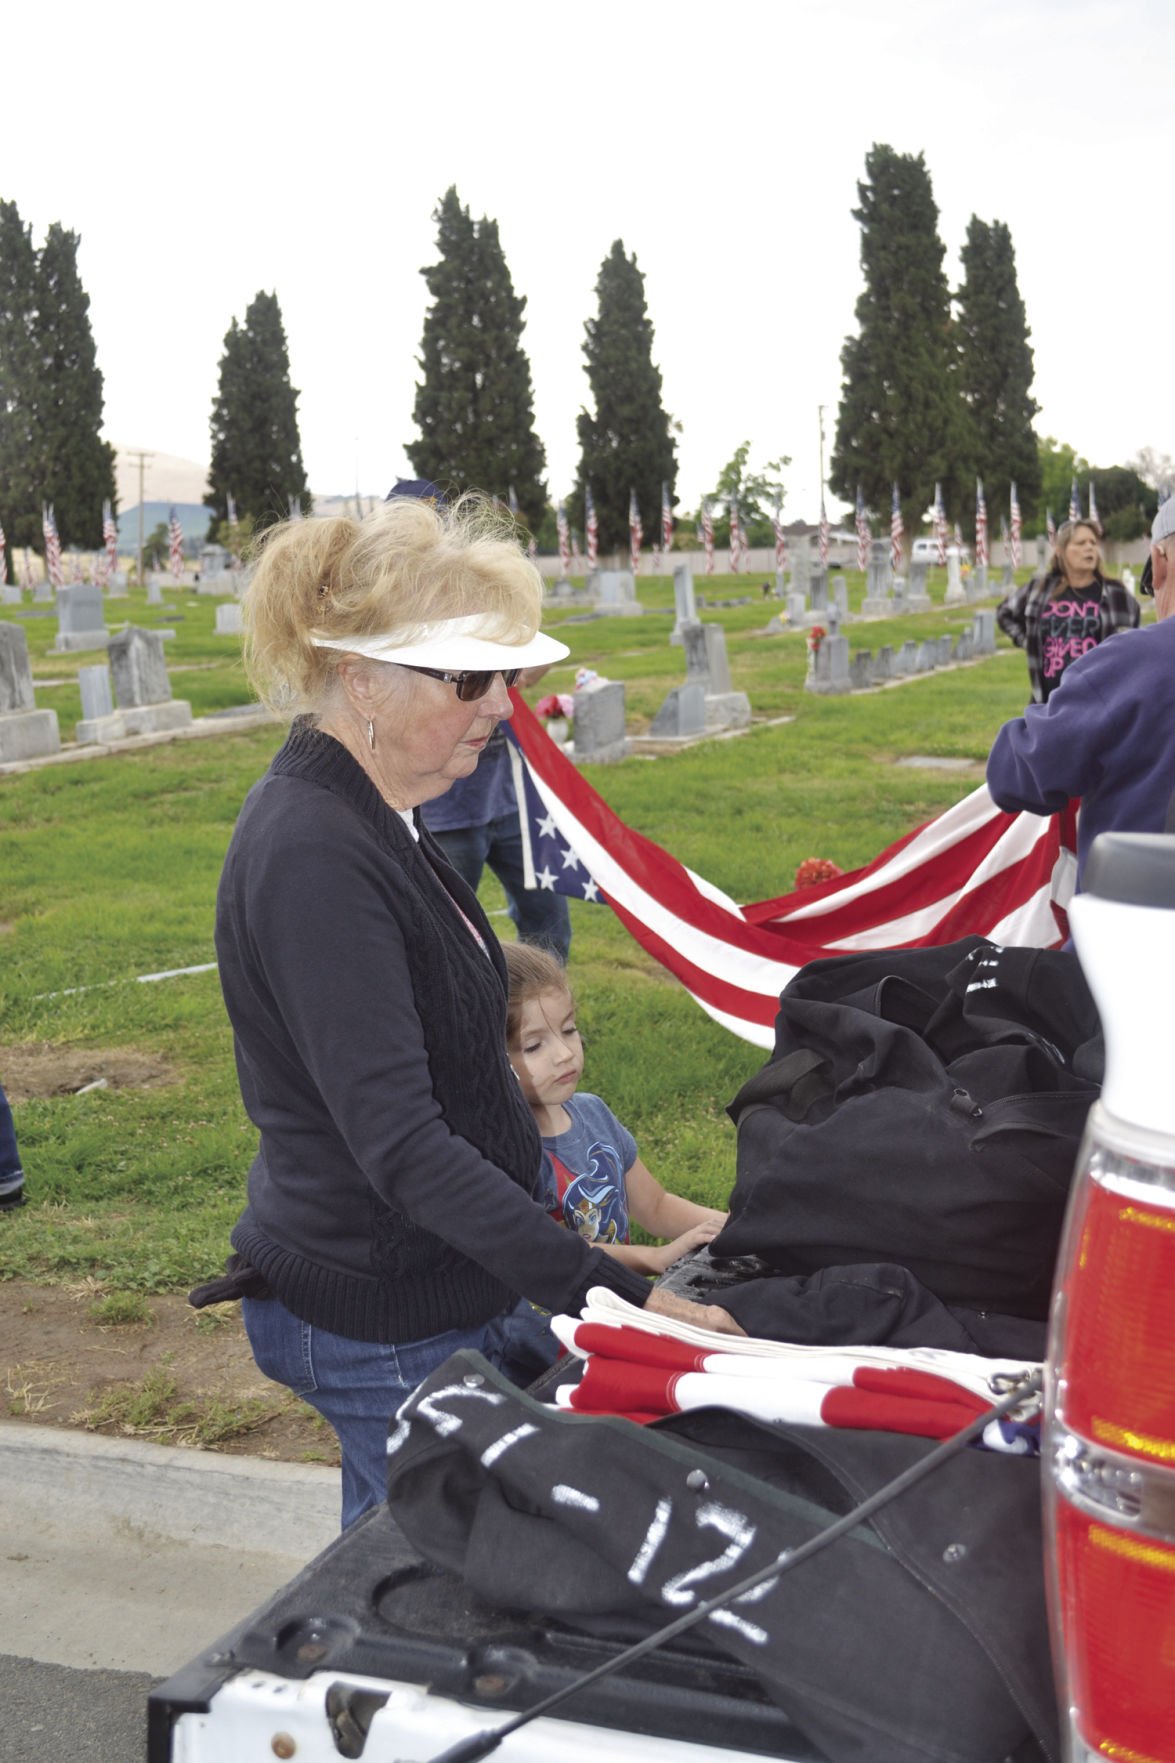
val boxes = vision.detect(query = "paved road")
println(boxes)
[0,1420,339,1760]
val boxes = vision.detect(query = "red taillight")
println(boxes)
[1052,1501,1175,1762]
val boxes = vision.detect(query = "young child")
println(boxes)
[503,943,727,1275]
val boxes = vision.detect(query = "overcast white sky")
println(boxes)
[4,0,1170,522]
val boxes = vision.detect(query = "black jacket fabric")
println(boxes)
[217,720,649,1344]
[389,1353,1059,1763]
[711,938,1102,1321]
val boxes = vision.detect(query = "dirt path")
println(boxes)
[1,1277,337,1465]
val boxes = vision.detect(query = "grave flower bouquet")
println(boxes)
[806,624,827,655]
[535,692,574,745]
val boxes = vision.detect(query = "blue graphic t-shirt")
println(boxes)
[541,1092,638,1247]
[1038,589,1102,700]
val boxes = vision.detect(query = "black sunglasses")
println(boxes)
[397,663,521,702]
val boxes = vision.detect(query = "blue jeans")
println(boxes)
[431,813,571,962]
[0,1082,23,1201]
[242,1297,497,1529]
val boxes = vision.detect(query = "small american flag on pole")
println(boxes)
[975,479,988,569]
[1088,480,1099,530]
[42,504,63,588]
[1046,509,1057,547]
[169,507,185,580]
[628,489,642,576]
[890,484,904,571]
[855,486,870,572]
[102,499,118,577]
[1068,479,1080,523]
[585,487,598,570]
[773,496,787,574]
[818,497,829,567]
[1009,482,1022,570]
[933,483,948,566]
[729,497,743,574]
[701,497,715,575]
[661,482,673,564]
[556,501,570,577]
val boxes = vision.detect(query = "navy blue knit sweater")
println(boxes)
[217,721,649,1342]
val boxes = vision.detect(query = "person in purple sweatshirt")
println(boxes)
[988,499,1175,892]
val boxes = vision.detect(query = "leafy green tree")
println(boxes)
[831,145,970,533]
[33,223,117,550]
[1037,436,1088,530]
[955,216,1040,530]
[574,240,677,554]
[0,199,41,569]
[408,187,547,532]
[206,290,310,537]
[1087,466,1155,543]
[142,521,170,571]
[708,440,791,546]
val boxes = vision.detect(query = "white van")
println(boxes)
[911,537,970,564]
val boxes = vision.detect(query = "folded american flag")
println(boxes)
[550,1295,1041,1454]
[505,691,1078,1049]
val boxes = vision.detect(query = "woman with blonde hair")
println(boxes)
[206,492,741,1527]
[996,518,1138,703]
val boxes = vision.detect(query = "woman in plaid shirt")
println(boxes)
[996,519,1139,703]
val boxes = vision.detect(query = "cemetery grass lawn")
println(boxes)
[2,577,1041,1460]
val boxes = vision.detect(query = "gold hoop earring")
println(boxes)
[366,718,376,752]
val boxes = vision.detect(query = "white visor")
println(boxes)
[311,612,569,669]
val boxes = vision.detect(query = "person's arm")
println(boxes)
[986,650,1113,816]
[996,583,1031,647]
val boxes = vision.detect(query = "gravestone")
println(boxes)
[973,609,997,655]
[0,582,19,605]
[863,540,893,616]
[936,634,954,666]
[32,576,52,603]
[199,543,231,585]
[906,561,933,612]
[75,662,128,745]
[850,650,874,691]
[215,602,244,636]
[897,640,919,676]
[969,564,988,601]
[0,622,60,761]
[593,569,644,616]
[790,539,811,600]
[787,593,807,626]
[944,550,966,605]
[871,645,895,683]
[572,677,627,762]
[146,580,164,606]
[669,564,698,645]
[914,640,937,672]
[681,621,751,729]
[954,629,974,662]
[53,582,109,652]
[805,633,851,695]
[1001,562,1015,589]
[648,681,706,739]
[808,570,829,615]
[832,576,850,621]
[108,626,193,734]
[891,577,907,614]
[774,569,787,598]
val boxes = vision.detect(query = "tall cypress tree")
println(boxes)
[0,199,41,567]
[956,216,1040,528]
[206,290,309,535]
[34,223,117,548]
[408,187,547,531]
[574,240,676,554]
[831,145,969,532]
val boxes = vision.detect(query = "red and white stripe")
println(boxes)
[661,482,673,563]
[1009,482,1022,570]
[585,488,598,569]
[102,499,118,576]
[42,504,63,588]
[772,499,787,573]
[933,483,948,566]
[729,498,742,574]
[818,498,829,566]
[556,502,571,576]
[508,693,1077,1049]
[629,490,642,576]
[701,498,714,575]
[975,479,988,569]
[169,508,185,580]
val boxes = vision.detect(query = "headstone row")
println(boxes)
[806,609,997,696]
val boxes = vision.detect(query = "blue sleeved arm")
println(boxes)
[987,660,1109,816]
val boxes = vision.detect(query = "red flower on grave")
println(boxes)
[795,857,844,889]
[806,624,827,652]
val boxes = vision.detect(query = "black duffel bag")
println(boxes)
[710,937,1102,1320]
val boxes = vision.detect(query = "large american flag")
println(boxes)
[504,693,1075,1049]
[854,486,870,572]
[102,499,118,577]
[585,487,598,570]
[772,496,787,574]
[1069,479,1081,523]
[660,482,673,564]
[818,497,830,567]
[701,497,715,575]
[169,507,185,580]
[628,489,642,575]
[890,483,903,571]
[975,479,988,569]
[729,497,742,574]
[42,504,63,588]
[556,501,570,576]
[933,483,948,566]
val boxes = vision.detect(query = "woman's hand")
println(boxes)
[643,1286,747,1336]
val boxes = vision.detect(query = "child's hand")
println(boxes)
[651,1219,724,1273]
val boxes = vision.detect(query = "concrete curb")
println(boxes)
[0,1419,339,1556]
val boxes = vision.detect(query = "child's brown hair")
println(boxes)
[503,942,574,1045]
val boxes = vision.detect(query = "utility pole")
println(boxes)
[128,449,153,589]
